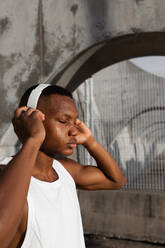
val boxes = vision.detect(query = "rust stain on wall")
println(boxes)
[70,4,78,16]
[0,17,10,35]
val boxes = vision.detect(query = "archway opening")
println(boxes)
[72,55,165,192]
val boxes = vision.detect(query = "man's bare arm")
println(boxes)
[60,154,126,190]
[83,136,126,189]
[0,107,45,248]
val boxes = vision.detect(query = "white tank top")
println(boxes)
[0,157,86,248]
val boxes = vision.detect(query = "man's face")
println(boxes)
[38,94,79,156]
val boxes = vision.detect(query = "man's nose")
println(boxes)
[68,125,78,136]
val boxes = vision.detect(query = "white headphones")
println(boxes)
[27,84,50,109]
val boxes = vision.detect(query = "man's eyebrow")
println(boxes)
[59,113,78,119]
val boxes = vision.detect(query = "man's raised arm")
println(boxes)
[0,107,45,248]
[64,119,126,191]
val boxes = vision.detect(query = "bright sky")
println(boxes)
[130,56,165,78]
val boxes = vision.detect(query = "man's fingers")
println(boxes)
[39,112,45,121]
[14,106,28,118]
[19,110,26,119]
[75,119,82,126]
[25,107,35,116]
[34,110,45,120]
[14,107,45,121]
[76,119,87,129]
[30,109,45,121]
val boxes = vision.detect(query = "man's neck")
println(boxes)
[31,150,58,182]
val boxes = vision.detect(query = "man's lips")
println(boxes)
[68,143,77,148]
[67,139,77,148]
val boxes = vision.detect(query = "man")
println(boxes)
[0,84,126,248]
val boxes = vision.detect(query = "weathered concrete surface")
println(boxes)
[0,0,40,155]
[1,0,165,155]
[85,235,164,248]
[43,0,165,76]
[79,190,165,244]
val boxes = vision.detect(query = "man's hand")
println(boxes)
[75,119,93,146]
[12,106,46,145]
[67,119,126,190]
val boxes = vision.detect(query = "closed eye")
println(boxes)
[59,120,67,124]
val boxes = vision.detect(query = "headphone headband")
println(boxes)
[27,84,50,108]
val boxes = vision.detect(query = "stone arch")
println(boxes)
[54,32,165,91]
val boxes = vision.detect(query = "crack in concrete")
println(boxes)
[38,0,45,82]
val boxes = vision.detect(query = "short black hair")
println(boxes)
[19,84,73,107]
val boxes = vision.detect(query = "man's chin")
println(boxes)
[40,146,75,157]
[62,149,74,157]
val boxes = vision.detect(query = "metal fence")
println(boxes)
[73,64,165,192]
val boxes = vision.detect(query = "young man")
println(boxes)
[0,84,126,248]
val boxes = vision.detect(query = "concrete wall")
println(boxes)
[78,190,165,244]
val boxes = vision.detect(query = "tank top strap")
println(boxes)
[53,159,76,186]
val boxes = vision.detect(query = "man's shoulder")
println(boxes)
[57,157,82,180]
[57,156,82,169]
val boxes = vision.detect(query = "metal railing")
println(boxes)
[73,67,165,192]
